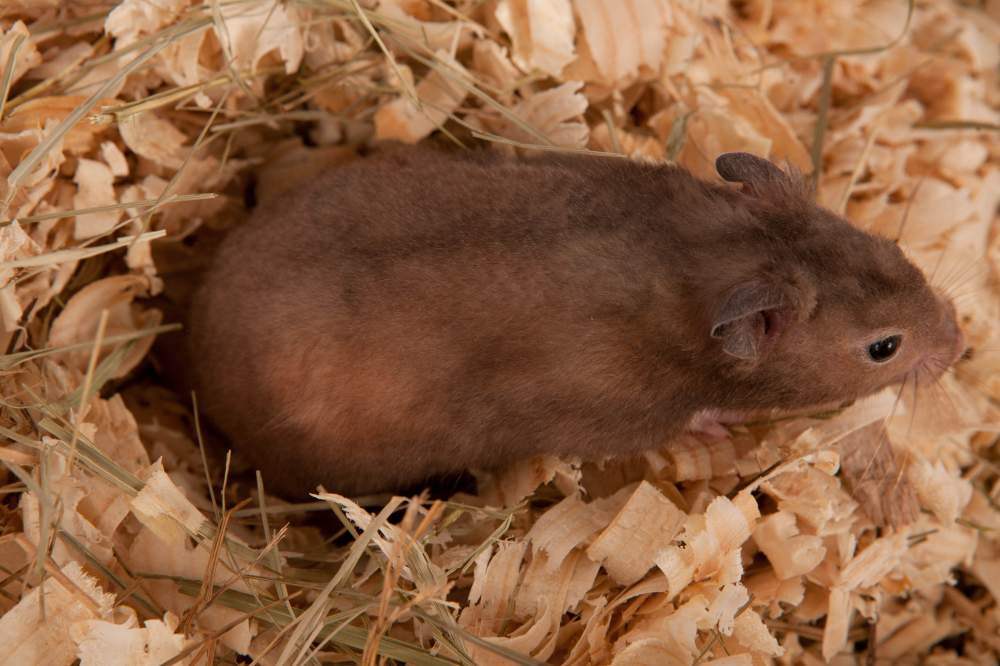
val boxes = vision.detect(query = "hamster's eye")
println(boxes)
[868,335,902,362]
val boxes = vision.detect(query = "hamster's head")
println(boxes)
[706,152,966,410]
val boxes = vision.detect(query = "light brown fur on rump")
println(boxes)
[188,145,964,498]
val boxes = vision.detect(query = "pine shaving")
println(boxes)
[0,1,997,663]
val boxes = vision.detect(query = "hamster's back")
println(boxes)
[188,147,704,497]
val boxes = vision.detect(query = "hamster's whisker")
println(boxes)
[935,261,988,298]
[893,176,925,244]
[968,348,1000,356]
[890,446,913,501]
[925,359,948,382]
[887,372,909,424]
[942,264,990,291]
[941,280,988,304]
[928,370,962,421]
[863,375,910,484]
[905,369,919,441]
[934,261,964,291]
[927,244,952,286]
[947,286,992,304]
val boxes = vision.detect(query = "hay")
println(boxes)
[0,0,998,664]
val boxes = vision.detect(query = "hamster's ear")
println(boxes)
[715,152,807,200]
[710,280,789,363]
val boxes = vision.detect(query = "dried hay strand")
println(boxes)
[0,0,998,664]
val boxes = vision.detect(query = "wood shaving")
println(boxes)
[0,0,997,663]
[0,560,114,665]
[71,610,190,666]
[494,80,589,147]
[572,0,670,86]
[47,275,161,379]
[494,0,576,77]
[374,52,470,143]
[72,158,119,239]
[586,481,684,586]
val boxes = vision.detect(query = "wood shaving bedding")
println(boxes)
[0,0,997,664]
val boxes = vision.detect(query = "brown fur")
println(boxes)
[187,145,964,498]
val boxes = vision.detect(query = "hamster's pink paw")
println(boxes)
[686,409,733,440]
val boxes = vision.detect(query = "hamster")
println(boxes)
[187,146,965,498]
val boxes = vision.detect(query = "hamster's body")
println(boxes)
[189,146,963,497]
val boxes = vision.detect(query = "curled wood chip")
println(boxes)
[573,0,670,85]
[708,583,749,635]
[0,560,114,666]
[822,586,852,661]
[48,274,162,379]
[753,511,826,580]
[673,108,773,181]
[89,392,152,473]
[907,457,973,526]
[565,574,669,663]
[5,97,111,156]
[0,220,41,332]
[732,608,783,657]
[788,388,899,454]
[613,595,710,663]
[374,52,469,143]
[72,158,120,239]
[478,453,581,507]
[117,112,188,170]
[105,0,189,47]
[127,527,254,655]
[899,529,975,595]
[745,569,805,616]
[127,156,230,233]
[0,21,41,88]
[659,433,749,482]
[495,80,589,147]
[153,30,213,107]
[717,89,812,171]
[472,40,521,91]
[71,610,190,666]
[514,548,599,621]
[526,484,631,569]
[589,123,664,161]
[1,122,66,191]
[655,494,760,597]
[461,540,527,635]
[839,532,908,590]
[21,446,119,567]
[378,1,475,54]
[762,465,857,536]
[494,0,575,77]
[466,598,557,665]
[586,480,684,585]
[99,141,129,178]
[215,1,304,77]
[131,458,208,544]
[302,15,366,73]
